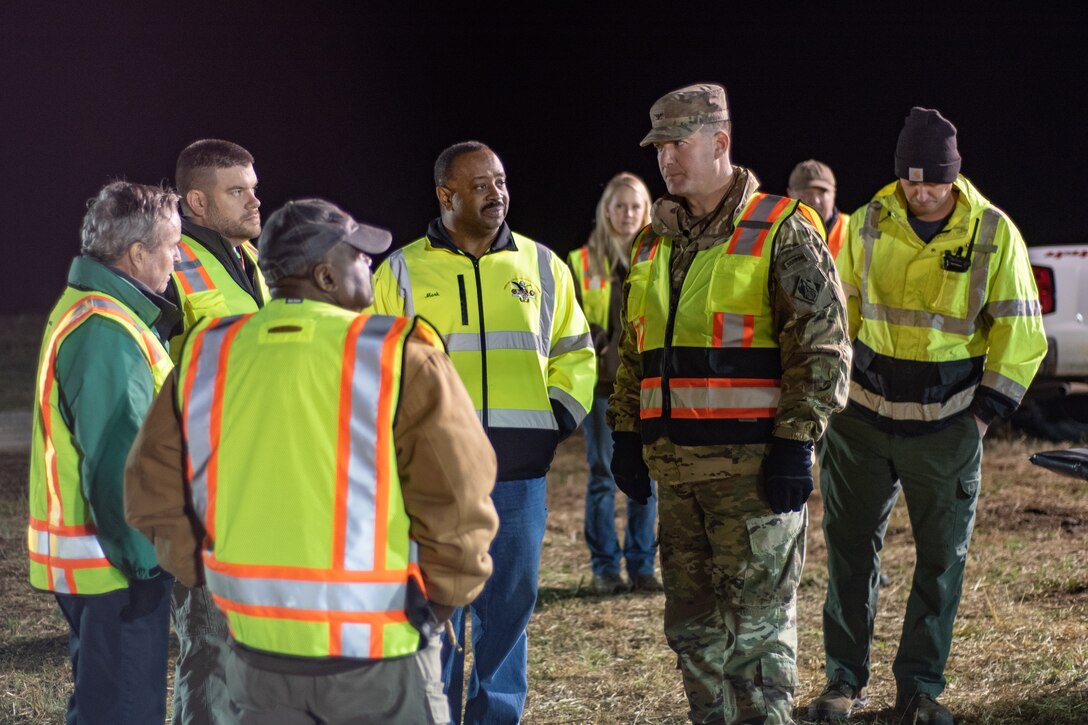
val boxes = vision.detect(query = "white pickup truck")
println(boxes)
[1010,245,1088,441]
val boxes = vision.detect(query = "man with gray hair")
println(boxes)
[27,181,182,722]
[608,84,851,724]
[166,137,268,724]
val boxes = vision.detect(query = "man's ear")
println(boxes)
[435,185,452,211]
[713,130,731,160]
[312,261,337,292]
[186,189,207,217]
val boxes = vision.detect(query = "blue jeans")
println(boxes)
[55,577,173,724]
[583,395,657,578]
[442,476,547,725]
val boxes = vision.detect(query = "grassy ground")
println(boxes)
[1,314,1086,723]
[2,432,1087,723]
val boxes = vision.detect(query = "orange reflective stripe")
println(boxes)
[334,315,368,570]
[175,241,215,295]
[29,551,110,569]
[374,316,406,572]
[670,407,777,419]
[828,215,845,259]
[204,554,416,583]
[579,248,590,290]
[669,377,781,389]
[712,313,755,348]
[28,517,95,536]
[211,595,409,625]
[205,319,247,543]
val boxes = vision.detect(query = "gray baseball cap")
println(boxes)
[640,83,730,147]
[258,199,391,283]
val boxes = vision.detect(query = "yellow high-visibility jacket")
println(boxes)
[370,222,596,481]
[837,175,1047,434]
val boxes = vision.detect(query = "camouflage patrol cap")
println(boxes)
[640,83,730,147]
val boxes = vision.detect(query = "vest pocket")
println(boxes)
[707,254,765,315]
[625,265,650,322]
[924,267,972,317]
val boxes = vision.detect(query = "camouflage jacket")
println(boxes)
[607,167,852,484]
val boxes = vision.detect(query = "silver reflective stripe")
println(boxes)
[551,332,592,357]
[984,299,1041,319]
[536,242,555,356]
[387,249,415,318]
[981,370,1028,402]
[185,321,241,522]
[963,209,999,323]
[717,313,747,348]
[340,622,372,659]
[861,305,977,336]
[343,317,395,572]
[640,387,662,409]
[488,408,558,430]
[205,568,408,613]
[848,381,975,421]
[446,330,542,355]
[29,528,107,560]
[53,568,70,593]
[671,386,780,410]
[635,234,656,263]
[730,195,782,255]
[549,386,588,426]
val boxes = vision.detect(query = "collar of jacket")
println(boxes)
[873,173,990,226]
[425,217,517,256]
[180,216,257,296]
[67,255,179,339]
[650,166,759,245]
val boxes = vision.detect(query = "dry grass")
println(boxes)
[2,432,1086,723]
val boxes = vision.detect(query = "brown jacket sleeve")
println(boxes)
[124,371,204,587]
[395,335,499,608]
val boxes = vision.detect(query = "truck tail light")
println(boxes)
[1033,265,1055,315]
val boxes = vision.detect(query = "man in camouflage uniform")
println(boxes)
[607,83,851,725]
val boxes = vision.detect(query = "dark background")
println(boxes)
[2,5,1082,314]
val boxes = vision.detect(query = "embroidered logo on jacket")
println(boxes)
[509,279,536,303]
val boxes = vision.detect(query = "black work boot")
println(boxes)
[896,692,954,724]
[807,680,868,720]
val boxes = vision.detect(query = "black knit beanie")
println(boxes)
[894,107,961,183]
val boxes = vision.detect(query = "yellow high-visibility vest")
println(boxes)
[28,289,171,595]
[178,299,439,659]
[170,235,269,357]
[628,193,821,445]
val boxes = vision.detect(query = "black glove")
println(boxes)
[761,437,814,514]
[121,568,171,622]
[610,431,651,505]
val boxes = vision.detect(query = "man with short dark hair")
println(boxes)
[787,160,848,261]
[166,137,268,724]
[811,107,1047,724]
[28,181,181,722]
[370,141,596,724]
[126,198,499,724]
[609,83,851,724]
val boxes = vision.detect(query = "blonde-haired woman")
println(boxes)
[567,172,662,595]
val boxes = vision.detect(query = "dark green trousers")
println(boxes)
[819,408,981,698]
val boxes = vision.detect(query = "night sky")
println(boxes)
[2,5,1082,314]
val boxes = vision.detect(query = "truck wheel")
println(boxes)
[1011,395,1088,443]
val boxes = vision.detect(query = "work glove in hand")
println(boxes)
[121,568,171,622]
[610,431,651,505]
[761,437,814,514]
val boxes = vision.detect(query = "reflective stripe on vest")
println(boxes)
[28,292,171,594]
[827,214,847,261]
[630,194,797,445]
[180,309,424,659]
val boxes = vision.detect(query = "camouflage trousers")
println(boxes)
[659,474,806,725]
